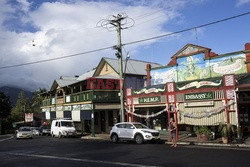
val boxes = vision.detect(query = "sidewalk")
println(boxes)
[81,131,250,148]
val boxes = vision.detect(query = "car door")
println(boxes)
[54,121,59,136]
[116,124,126,138]
[124,123,135,139]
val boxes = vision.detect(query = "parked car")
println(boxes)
[51,119,76,138]
[38,125,51,136]
[110,122,160,144]
[16,126,33,139]
[30,127,40,136]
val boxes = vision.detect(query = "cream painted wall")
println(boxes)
[97,62,119,77]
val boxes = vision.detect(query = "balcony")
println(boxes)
[92,90,120,102]
[66,91,92,103]
[41,99,51,106]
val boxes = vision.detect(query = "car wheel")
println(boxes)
[111,134,119,143]
[58,132,62,138]
[135,134,143,144]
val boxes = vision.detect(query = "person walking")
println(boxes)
[168,117,177,147]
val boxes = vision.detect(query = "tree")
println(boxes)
[0,92,12,134]
[0,92,12,119]
[11,91,31,122]
[31,88,47,115]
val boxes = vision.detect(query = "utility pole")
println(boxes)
[97,13,134,123]
[113,14,125,122]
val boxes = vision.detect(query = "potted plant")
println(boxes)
[195,126,212,142]
[218,123,235,144]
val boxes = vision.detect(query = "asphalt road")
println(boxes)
[0,135,249,167]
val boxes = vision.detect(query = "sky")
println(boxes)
[0,0,249,91]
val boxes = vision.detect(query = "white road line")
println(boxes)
[0,135,14,142]
[8,152,160,167]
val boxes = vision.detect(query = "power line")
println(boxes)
[123,11,250,46]
[0,46,112,69]
[0,11,249,70]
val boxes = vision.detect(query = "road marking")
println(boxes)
[8,152,160,167]
[183,145,250,151]
[0,135,14,142]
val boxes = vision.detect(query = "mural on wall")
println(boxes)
[151,53,246,85]
[177,53,207,82]
[151,67,177,85]
[210,53,246,77]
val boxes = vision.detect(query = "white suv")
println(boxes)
[110,122,160,144]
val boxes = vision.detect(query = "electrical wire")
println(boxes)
[0,46,112,69]
[123,11,250,46]
[0,11,249,70]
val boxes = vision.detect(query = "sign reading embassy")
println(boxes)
[184,92,214,101]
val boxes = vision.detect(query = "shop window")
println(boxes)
[108,111,113,126]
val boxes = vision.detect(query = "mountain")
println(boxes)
[0,86,33,106]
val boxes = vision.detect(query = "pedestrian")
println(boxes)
[168,117,177,147]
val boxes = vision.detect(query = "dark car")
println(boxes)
[38,125,51,136]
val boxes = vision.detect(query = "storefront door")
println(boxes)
[100,111,106,132]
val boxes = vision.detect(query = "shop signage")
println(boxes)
[213,59,242,74]
[25,113,33,122]
[139,96,161,103]
[177,80,222,90]
[73,105,80,111]
[81,104,92,110]
[184,92,214,101]
[184,101,214,107]
[133,87,165,95]
[64,105,72,111]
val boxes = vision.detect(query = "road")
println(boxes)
[0,135,249,167]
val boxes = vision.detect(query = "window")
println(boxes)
[116,124,125,128]
[125,123,134,129]
[55,122,58,127]
[105,63,108,71]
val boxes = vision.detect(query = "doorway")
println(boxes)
[100,111,106,132]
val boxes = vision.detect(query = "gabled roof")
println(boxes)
[50,76,78,91]
[77,69,95,81]
[94,57,162,76]
[171,44,211,58]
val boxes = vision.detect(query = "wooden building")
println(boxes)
[126,43,250,138]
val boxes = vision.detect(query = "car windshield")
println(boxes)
[19,127,31,131]
[61,121,74,127]
[132,123,148,129]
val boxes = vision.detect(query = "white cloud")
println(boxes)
[0,0,205,90]
[236,0,250,7]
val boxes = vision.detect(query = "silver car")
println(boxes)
[110,122,160,144]
[16,127,33,139]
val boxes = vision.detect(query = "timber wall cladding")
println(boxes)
[177,101,228,126]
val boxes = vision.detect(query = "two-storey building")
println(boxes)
[126,43,250,138]
[40,57,161,134]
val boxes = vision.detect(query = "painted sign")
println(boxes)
[81,104,92,110]
[64,105,72,111]
[139,96,161,103]
[25,113,33,122]
[151,52,246,85]
[133,86,165,95]
[176,79,222,90]
[184,101,214,107]
[184,92,214,101]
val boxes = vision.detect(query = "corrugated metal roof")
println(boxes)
[104,58,162,76]
[77,69,95,81]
